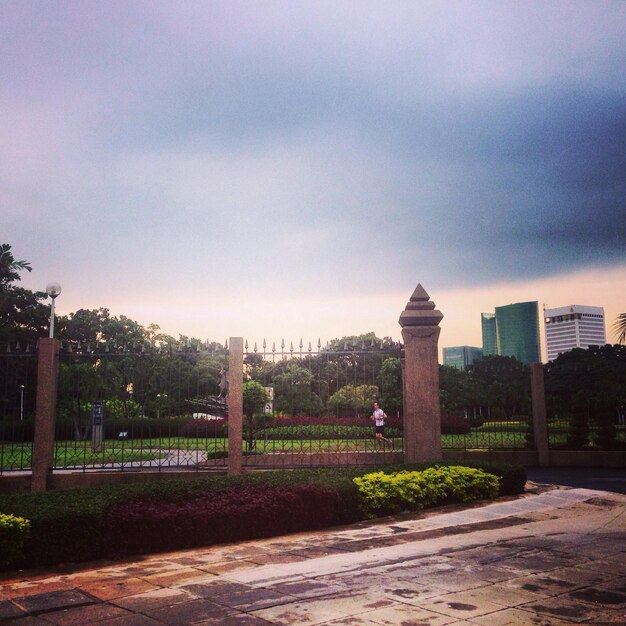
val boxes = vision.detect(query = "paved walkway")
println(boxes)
[0,484,624,624]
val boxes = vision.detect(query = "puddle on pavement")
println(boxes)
[570,587,626,605]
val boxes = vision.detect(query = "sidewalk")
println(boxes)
[0,484,624,624]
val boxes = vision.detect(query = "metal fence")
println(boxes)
[242,339,404,468]
[0,351,38,474]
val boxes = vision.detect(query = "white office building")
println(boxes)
[544,305,606,361]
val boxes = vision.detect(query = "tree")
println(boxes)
[0,243,31,290]
[273,363,324,416]
[0,244,49,348]
[468,355,530,419]
[328,384,379,416]
[242,381,271,451]
[380,357,402,416]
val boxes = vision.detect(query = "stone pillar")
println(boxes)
[399,284,444,463]
[530,362,550,467]
[31,338,60,492]
[227,337,244,475]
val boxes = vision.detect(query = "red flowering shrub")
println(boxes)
[273,415,403,431]
[103,484,344,557]
[441,414,471,435]
[180,418,228,438]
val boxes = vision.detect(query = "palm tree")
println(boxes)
[614,313,626,345]
[0,243,31,289]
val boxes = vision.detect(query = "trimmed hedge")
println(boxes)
[0,513,31,566]
[354,466,500,517]
[0,462,525,569]
[104,484,346,556]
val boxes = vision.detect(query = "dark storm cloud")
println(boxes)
[2,0,625,297]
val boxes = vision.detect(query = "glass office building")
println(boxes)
[495,301,541,365]
[443,346,483,370]
[481,313,498,356]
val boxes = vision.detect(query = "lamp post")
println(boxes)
[19,385,24,421]
[45,283,62,339]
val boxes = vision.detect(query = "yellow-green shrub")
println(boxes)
[353,466,500,517]
[0,513,30,566]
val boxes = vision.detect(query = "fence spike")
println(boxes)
[308,341,312,352]
[318,338,322,350]
[281,338,285,350]
[263,338,266,350]
[5,343,11,353]
[15,341,21,352]
[254,342,258,353]
[225,339,228,350]
[299,338,303,350]
[272,342,276,352]
[289,341,294,353]
[245,339,249,351]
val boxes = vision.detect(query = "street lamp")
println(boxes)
[19,385,24,421]
[45,282,62,339]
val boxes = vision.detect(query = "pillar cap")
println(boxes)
[399,283,443,327]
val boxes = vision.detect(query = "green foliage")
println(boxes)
[328,384,379,415]
[0,513,31,566]
[380,357,402,415]
[0,463,520,569]
[568,390,590,448]
[258,424,401,440]
[353,466,501,517]
[273,364,325,416]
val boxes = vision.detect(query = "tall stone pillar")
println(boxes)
[530,362,550,467]
[31,338,60,492]
[227,337,244,476]
[399,284,443,463]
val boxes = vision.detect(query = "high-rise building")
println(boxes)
[443,346,483,370]
[544,305,606,361]
[495,301,541,365]
[481,313,497,356]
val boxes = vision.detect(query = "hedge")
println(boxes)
[0,462,525,569]
[0,513,31,566]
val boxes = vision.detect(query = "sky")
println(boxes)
[2,1,625,360]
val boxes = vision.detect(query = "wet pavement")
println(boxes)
[0,483,624,624]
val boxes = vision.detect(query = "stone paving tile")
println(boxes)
[140,598,237,625]
[0,598,27,620]
[0,616,54,625]
[517,595,614,623]
[363,601,458,625]
[94,614,164,626]
[140,566,211,587]
[36,601,132,625]
[318,616,381,625]
[269,579,350,601]
[111,586,198,612]
[497,571,580,597]
[252,591,395,625]
[568,583,626,609]
[248,551,308,565]
[416,589,510,621]
[469,606,575,625]
[79,576,160,601]
[0,579,75,601]
[195,559,259,575]
[586,553,626,577]
[12,589,95,615]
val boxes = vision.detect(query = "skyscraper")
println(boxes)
[443,346,483,370]
[495,301,541,365]
[481,313,497,356]
[544,305,606,361]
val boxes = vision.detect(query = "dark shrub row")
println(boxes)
[104,484,344,556]
[0,462,525,569]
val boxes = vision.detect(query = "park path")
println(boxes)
[0,484,624,624]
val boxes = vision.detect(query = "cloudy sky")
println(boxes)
[2,1,625,357]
